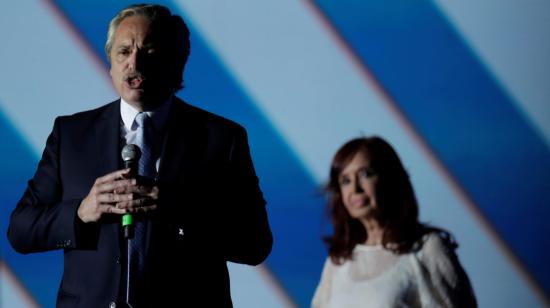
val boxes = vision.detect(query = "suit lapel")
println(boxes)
[158,97,207,184]
[95,100,122,176]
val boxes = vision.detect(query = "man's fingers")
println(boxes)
[148,186,159,198]
[95,169,131,185]
[139,204,157,213]
[97,192,134,204]
[96,179,136,194]
[116,198,147,209]
[116,185,159,197]
[126,204,157,214]
[101,204,126,215]
[116,198,156,211]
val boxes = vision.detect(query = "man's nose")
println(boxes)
[127,50,144,70]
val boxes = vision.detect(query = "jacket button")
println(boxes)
[115,256,121,264]
[109,301,116,308]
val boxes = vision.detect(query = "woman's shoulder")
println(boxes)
[412,229,478,307]
[414,228,458,259]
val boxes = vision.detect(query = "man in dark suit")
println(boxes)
[7,4,272,308]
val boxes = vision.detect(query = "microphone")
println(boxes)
[121,144,141,239]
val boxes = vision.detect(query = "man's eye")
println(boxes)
[118,49,130,56]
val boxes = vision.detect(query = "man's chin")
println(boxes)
[121,91,145,106]
[121,90,170,110]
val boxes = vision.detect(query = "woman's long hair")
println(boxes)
[325,136,428,264]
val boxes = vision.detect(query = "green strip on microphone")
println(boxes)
[122,214,132,227]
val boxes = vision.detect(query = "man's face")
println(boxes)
[109,15,173,110]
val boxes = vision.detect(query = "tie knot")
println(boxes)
[134,112,150,128]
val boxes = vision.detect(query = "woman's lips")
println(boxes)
[351,197,368,207]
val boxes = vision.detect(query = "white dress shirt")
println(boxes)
[120,97,172,174]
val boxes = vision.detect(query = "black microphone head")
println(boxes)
[121,144,141,162]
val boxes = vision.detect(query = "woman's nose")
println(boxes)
[353,177,364,193]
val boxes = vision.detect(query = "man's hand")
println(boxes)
[114,176,159,214]
[77,169,158,223]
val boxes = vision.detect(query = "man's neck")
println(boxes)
[127,94,173,112]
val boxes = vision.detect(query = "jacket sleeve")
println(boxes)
[7,117,92,254]
[220,125,273,265]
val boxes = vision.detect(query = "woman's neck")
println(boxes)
[361,218,384,246]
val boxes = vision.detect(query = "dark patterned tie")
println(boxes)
[127,112,154,307]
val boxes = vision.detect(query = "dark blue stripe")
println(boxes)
[0,104,63,306]
[314,0,550,296]
[47,1,327,306]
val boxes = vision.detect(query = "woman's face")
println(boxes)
[338,150,379,220]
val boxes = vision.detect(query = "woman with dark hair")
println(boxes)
[312,137,476,308]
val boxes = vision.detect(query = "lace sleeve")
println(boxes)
[416,233,477,308]
[312,257,333,308]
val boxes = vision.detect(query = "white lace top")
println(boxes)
[311,233,476,308]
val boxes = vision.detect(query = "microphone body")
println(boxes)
[121,144,141,239]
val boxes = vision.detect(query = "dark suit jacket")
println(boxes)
[8,98,273,308]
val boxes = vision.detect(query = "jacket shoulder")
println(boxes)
[56,100,119,125]
[175,98,246,134]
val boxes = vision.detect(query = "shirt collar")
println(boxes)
[120,97,173,132]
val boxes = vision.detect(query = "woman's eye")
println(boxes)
[359,169,375,178]
[339,177,350,186]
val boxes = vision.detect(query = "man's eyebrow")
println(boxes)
[115,43,131,49]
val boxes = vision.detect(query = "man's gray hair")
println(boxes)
[105,4,190,91]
